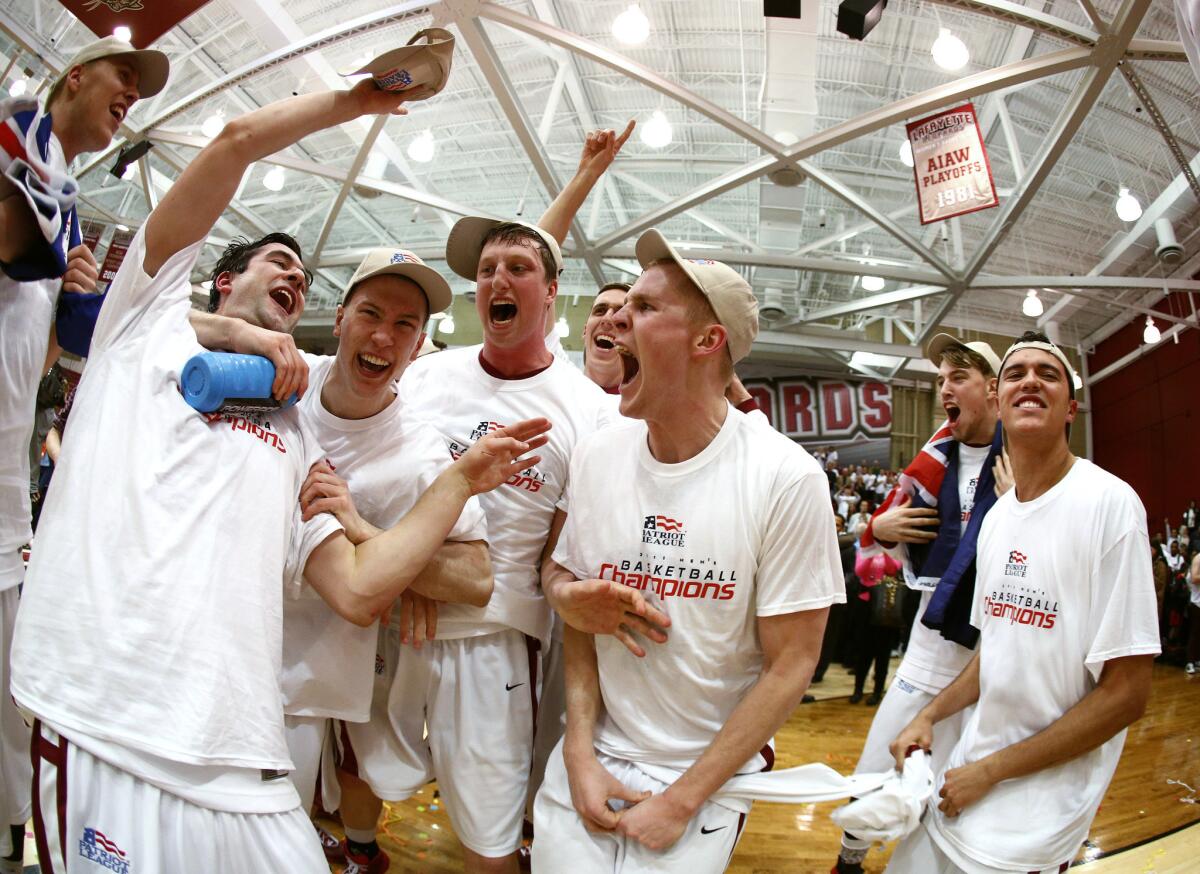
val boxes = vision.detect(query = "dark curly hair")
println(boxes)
[206,233,312,312]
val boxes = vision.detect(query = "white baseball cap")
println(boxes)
[445,217,564,282]
[345,248,453,314]
[925,333,1003,377]
[50,36,170,101]
[634,229,759,363]
[1000,337,1082,392]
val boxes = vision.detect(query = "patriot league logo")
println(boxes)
[643,514,686,547]
[1005,549,1028,578]
[79,827,129,873]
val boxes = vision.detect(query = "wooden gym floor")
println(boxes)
[317,662,1200,873]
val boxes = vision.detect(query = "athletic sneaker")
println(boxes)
[344,845,391,874]
[316,826,344,863]
[831,860,864,874]
[1187,662,1197,675]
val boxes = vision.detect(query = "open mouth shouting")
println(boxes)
[357,352,392,378]
[944,402,961,429]
[269,287,298,319]
[614,342,640,389]
[591,332,617,354]
[489,297,518,329]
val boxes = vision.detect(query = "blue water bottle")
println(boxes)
[181,352,298,414]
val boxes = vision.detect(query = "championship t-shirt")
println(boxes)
[11,229,341,782]
[0,128,67,588]
[398,345,612,646]
[281,353,488,720]
[554,407,844,773]
[895,442,991,694]
[927,458,1160,872]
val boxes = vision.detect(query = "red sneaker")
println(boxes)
[315,826,344,863]
[344,843,391,874]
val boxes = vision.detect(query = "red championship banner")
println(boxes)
[56,0,212,48]
[906,102,998,224]
[99,228,134,283]
[80,218,104,252]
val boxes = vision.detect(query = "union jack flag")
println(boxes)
[0,97,80,281]
[861,420,955,550]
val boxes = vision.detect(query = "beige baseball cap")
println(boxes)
[634,228,759,363]
[926,333,1003,376]
[50,36,170,102]
[345,248,453,314]
[341,28,455,102]
[445,217,564,282]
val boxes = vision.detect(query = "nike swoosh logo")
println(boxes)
[700,826,726,835]
[505,682,524,691]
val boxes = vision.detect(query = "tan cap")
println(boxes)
[445,217,564,282]
[634,229,759,363]
[51,36,170,101]
[926,333,1002,377]
[341,28,455,102]
[345,248,453,314]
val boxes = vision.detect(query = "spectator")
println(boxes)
[847,499,872,536]
[836,484,858,520]
[1187,552,1200,674]
[850,550,904,705]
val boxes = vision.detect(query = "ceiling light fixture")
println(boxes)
[201,114,224,139]
[1143,315,1160,344]
[1114,187,1142,222]
[556,316,570,338]
[899,139,913,168]
[1022,289,1043,317]
[262,166,286,192]
[113,25,132,43]
[931,28,969,71]
[640,111,673,149]
[9,78,28,98]
[116,223,130,232]
[407,129,435,163]
[860,275,885,292]
[439,314,455,335]
[612,3,650,45]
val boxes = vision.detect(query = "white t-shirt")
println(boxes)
[397,344,612,645]
[282,353,487,720]
[11,229,341,790]
[928,459,1160,872]
[894,442,990,694]
[0,131,66,588]
[553,406,845,773]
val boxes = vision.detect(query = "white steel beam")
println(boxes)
[972,275,1200,291]
[310,114,387,264]
[801,286,948,323]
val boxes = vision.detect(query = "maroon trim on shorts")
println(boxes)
[30,720,67,874]
[724,811,749,867]
[336,720,361,779]
[525,636,540,736]
[758,743,775,772]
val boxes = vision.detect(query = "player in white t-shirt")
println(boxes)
[833,335,1007,873]
[0,40,169,870]
[886,332,1160,874]
[533,230,844,873]
[11,84,548,873]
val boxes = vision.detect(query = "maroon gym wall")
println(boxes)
[1087,296,1200,531]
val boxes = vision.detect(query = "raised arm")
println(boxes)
[144,81,409,277]
[538,121,634,245]
[615,607,827,851]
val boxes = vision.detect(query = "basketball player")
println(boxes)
[532,230,844,873]
[832,334,1006,874]
[0,35,167,871]
[11,83,546,872]
[886,331,1159,874]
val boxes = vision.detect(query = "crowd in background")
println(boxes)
[1153,502,1200,673]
